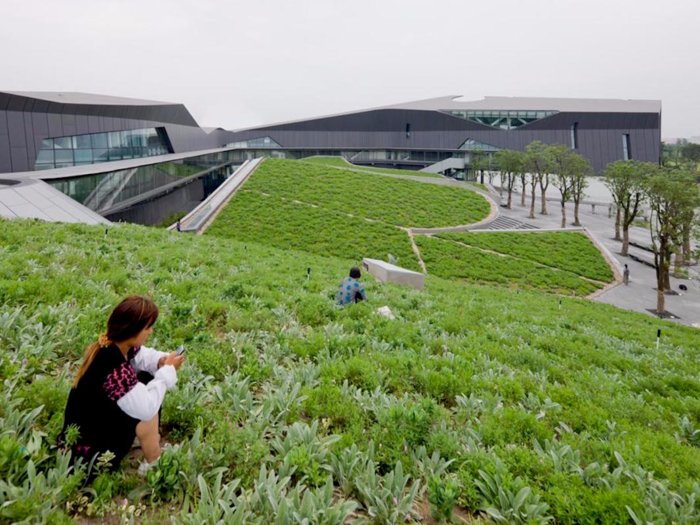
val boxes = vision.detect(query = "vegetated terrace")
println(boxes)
[209,159,615,296]
[1,219,700,524]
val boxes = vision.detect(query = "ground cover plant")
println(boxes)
[206,189,422,271]
[239,158,490,228]
[414,235,604,296]
[436,231,615,283]
[2,219,700,523]
[301,156,444,178]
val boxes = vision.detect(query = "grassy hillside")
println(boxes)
[436,231,615,282]
[207,189,422,272]
[415,235,605,296]
[301,156,444,178]
[238,158,490,228]
[2,219,700,524]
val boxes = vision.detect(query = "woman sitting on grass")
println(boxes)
[59,296,184,475]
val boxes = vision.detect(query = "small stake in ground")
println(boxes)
[307,267,311,282]
[656,328,661,350]
[559,300,562,310]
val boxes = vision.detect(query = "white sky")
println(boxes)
[1,0,698,138]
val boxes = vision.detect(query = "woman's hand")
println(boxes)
[160,352,185,370]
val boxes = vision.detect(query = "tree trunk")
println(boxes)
[622,227,630,256]
[507,188,513,209]
[529,186,536,219]
[520,177,526,206]
[573,201,581,226]
[480,171,484,185]
[657,287,665,315]
[561,203,567,228]
[540,186,548,215]
[614,207,622,240]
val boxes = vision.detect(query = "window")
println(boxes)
[623,134,631,160]
[406,123,411,138]
[458,139,501,152]
[571,123,578,149]
[34,128,171,170]
[446,110,557,130]
[224,136,282,149]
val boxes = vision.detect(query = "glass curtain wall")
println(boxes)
[445,110,557,130]
[48,149,241,213]
[35,128,171,170]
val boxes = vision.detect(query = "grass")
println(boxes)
[206,189,422,272]
[301,156,445,178]
[435,231,615,283]
[240,158,489,229]
[415,235,604,296]
[2,219,700,524]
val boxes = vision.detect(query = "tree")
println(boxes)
[470,150,487,184]
[547,145,591,228]
[603,160,650,256]
[519,171,528,206]
[547,145,575,228]
[494,150,525,209]
[644,168,700,314]
[570,155,591,226]
[680,143,700,167]
[525,141,550,219]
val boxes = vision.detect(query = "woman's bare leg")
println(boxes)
[135,415,161,463]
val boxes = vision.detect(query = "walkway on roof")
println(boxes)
[169,158,262,234]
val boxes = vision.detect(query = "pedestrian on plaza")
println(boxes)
[176,220,182,232]
[623,264,630,285]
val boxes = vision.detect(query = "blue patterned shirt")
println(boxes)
[337,277,367,306]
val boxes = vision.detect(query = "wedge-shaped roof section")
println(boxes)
[1,91,176,106]
[0,91,200,127]
[233,94,662,132]
[391,95,662,114]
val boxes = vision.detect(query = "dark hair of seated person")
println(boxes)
[349,267,361,279]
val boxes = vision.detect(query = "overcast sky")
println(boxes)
[2,0,699,138]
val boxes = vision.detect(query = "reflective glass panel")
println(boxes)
[54,137,72,149]
[73,135,92,149]
[36,150,54,163]
[91,133,108,149]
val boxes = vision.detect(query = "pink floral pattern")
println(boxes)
[103,362,138,401]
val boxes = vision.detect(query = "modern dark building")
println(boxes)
[0,91,661,225]
[220,96,662,173]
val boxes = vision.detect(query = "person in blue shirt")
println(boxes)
[337,267,367,306]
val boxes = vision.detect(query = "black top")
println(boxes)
[59,345,141,471]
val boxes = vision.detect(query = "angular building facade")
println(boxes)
[0,91,661,225]
[220,96,662,173]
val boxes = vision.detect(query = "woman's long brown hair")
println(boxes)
[73,296,159,387]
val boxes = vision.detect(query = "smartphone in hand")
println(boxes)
[175,345,185,356]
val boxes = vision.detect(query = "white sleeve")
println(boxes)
[130,345,168,376]
[116,365,177,421]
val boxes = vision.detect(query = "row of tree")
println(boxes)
[472,141,592,228]
[605,160,699,314]
[471,141,700,314]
